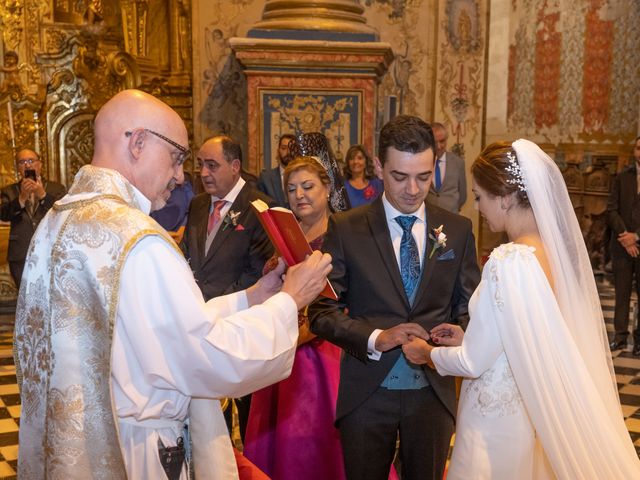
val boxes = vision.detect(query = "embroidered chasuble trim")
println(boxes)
[47,196,179,475]
[14,164,180,478]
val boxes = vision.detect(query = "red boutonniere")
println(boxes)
[363,184,376,200]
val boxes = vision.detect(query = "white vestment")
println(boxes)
[15,164,299,480]
[113,194,299,480]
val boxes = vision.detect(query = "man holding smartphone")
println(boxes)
[0,148,66,288]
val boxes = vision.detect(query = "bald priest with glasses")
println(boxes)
[14,89,333,479]
[0,148,66,288]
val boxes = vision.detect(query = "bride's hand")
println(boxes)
[430,323,464,346]
[402,336,435,368]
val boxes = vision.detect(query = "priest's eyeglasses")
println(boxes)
[125,128,191,166]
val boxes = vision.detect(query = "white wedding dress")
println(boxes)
[431,139,640,479]
[432,243,640,479]
[432,243,551,479]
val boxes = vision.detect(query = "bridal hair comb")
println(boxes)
[505,150,527,193]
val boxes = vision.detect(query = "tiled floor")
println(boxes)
[0,281,639,478]
[600,283,640,456]
[0,314,19,480]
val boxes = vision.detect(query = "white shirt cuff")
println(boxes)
[367,329,383,360]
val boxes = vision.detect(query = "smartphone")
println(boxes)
[24,169,36,181]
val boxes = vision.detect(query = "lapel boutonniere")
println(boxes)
[428,224,447,258]
[222,209,242,231]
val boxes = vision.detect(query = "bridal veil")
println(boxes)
[494,139,640,477]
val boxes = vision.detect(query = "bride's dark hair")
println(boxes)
[471,141,530,208]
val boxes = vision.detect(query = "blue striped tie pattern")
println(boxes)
[395,215,420,299]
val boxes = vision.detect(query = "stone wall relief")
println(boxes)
[0,0,24,51]
[200,24,247,139]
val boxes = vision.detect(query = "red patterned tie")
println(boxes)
[207,200,226,235]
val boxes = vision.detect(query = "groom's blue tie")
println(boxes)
[395,215,420,300]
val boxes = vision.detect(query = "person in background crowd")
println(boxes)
[0,148,66,288]
[150,171,194,243]
[607,135,640,355]
[427,122,467,213]
[14,89,333,479]
[343,144,383,207]
[257,133,295,207]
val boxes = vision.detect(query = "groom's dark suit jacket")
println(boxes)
[182,183,275,301]
[309,197,480,421]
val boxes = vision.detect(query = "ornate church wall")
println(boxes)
[430,0,487,227]
[192,0,487,234]
[483,0,640,264]
[487,0,639,146]
[192,1,443,154]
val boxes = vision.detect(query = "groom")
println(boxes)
[309,115,480,480]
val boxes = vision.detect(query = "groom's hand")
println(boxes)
[375,323,429,352]
[402,337,434,368]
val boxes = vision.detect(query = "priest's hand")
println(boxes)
[247,257,287,306]
[281,250,333,310]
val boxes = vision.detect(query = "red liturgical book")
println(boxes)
[251,199,338,300]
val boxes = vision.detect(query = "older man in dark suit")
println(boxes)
[257,133,294,207]
[0,148,66,288]
[309,116,480,480]
[608,135,640,356]
[427,122,467,213]
[182,135,275,438]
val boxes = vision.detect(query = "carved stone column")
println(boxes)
[230,0,392,174]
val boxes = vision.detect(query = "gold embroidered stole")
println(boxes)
[14,165,177,479]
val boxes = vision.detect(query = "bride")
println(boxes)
[402,139,640,479]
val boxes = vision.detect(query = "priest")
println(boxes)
[14,89,332,480]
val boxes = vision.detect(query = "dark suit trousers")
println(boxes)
[613,255,640,342]
[339,386,454,480]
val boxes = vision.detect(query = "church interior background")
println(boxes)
[0,0,639,474]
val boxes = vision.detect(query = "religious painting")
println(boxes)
[260,90,362,169]
[445,0,481,53]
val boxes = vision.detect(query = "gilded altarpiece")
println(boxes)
[0,0,193,304]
